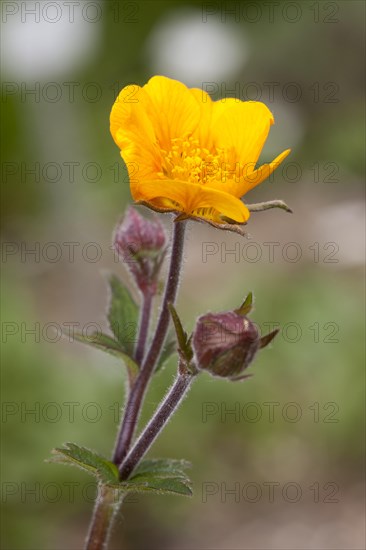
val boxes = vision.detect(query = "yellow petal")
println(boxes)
[212,100,274,166]
[190,88,214,149]
[239,148,291,195]
[132,179,250,223]
[143,76,201,151]
[191,95,245,152]
[110,84,162,182]
[110,85,155,148]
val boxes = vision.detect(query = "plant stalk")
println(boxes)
[85,220,186,550]
[134,290,153,366]
[85,485,123,550]
[119,370,195,480]
[113,220,186,466]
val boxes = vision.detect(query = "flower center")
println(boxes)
[158,136,239,186]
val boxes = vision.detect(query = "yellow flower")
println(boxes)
[110,75,290,226]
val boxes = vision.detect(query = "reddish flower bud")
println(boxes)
[113,207,167,294]
[192,310,277,380]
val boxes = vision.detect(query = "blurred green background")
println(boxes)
[1,1,365,549]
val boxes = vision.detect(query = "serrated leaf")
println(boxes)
[69,332,140,383]
[235,291,254,316]
[49,443,119,484]
[132,458,191,479]
[125,477,192,496]
[109,458,192,497]
[107,273,138,356]
[111,476,192,497]
[155,338,177,372]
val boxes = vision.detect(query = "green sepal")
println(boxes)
[235,291,254,316]
[106,273,138,356]
[49,443,119,485]
[68,331,139,384]
[168,304,193,363]
[260,328,280,349]
[247,200,293,213]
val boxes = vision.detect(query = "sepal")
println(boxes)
[247,200,292,213]
[168,304,197,375]
[235,291,254,316]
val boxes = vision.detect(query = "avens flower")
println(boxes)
[110,75,290,227]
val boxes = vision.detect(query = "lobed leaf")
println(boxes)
[49,443,119,484]
[132,458,191,479]
[50,447,193,498]
[119,476,192,497]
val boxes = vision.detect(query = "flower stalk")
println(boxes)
[134,289,153,366]
[119,367,197,480]
[113,220,186,466]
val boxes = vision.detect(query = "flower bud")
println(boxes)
[193,310,271,380]
[113,207,167,294]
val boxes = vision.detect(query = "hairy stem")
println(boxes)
[119,370,195,479]
[134,290,153,366]
[84,485,123,550]
[113,220,186,466]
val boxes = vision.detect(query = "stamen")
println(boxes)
[157,136,240,186]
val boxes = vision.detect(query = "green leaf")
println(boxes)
[112,459,193,496]
[132,458,191,479]
[50,448,193,498]
[49,443,119,484]
[235,291,254,316]
[155,337,177,372]
[120,476,192,497]
[107,273,139,356]
[69,332,140,383]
